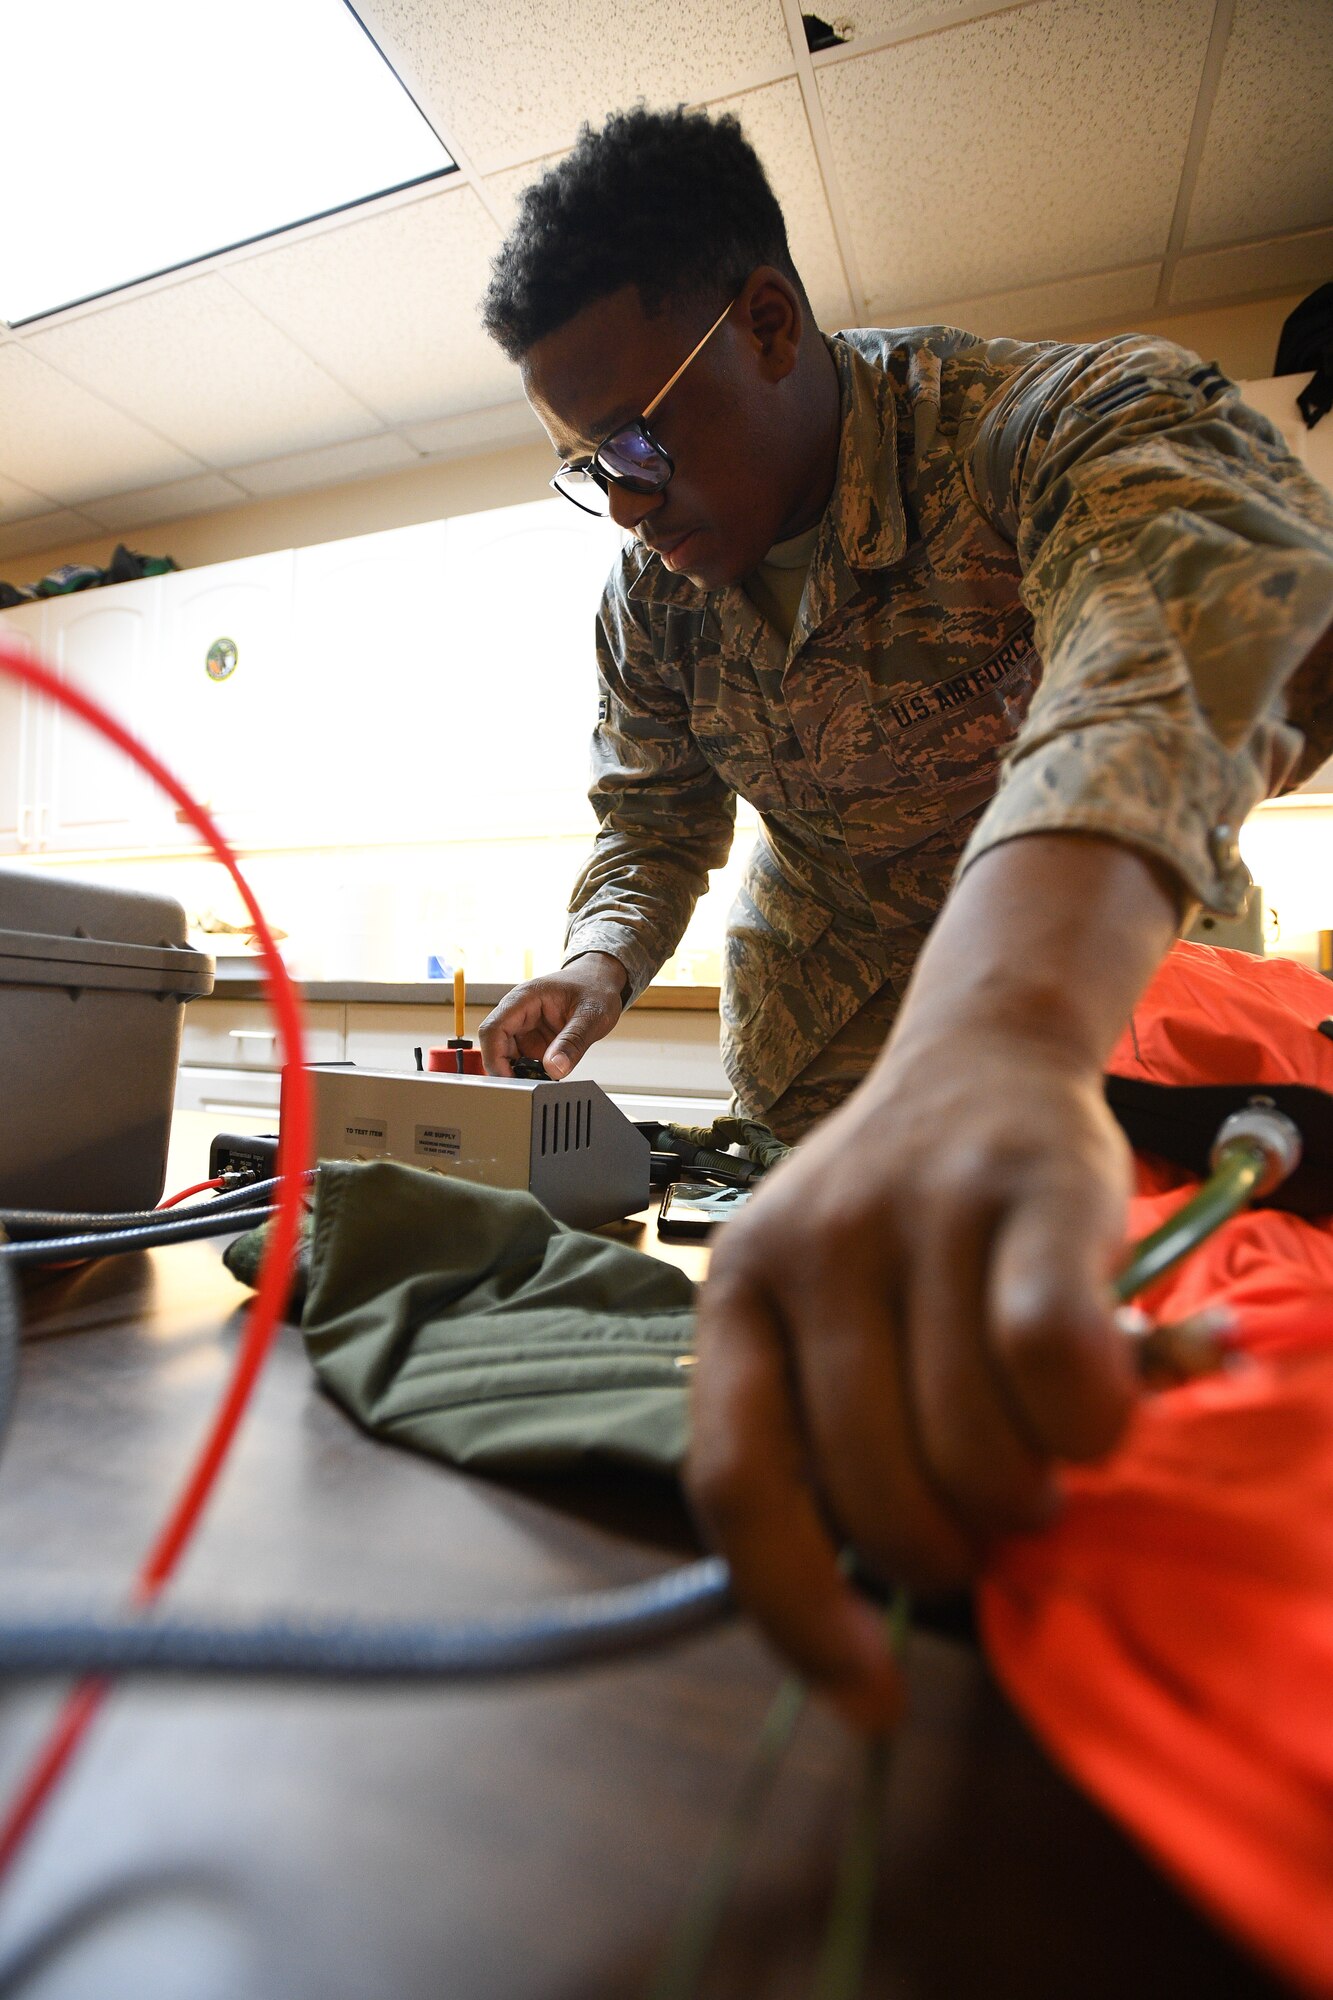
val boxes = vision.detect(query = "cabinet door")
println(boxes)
[179,997,345,1071]
[0,601,43,854]
[148,551,296,838]
[289,520,448,844]
[429,500,622,839]
[38,580,159,850]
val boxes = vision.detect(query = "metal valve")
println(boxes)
[1208,1097,1303,1198]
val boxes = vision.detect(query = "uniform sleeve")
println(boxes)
[562,563,736,1003]
[956,334,1333,913]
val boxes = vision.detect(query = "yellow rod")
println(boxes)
[454,964,466,1042]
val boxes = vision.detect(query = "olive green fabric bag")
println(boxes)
[285,1159,695,1475]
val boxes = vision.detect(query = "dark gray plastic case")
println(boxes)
[0,871,214,1211]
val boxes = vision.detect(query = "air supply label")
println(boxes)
[415,1124,461,1160]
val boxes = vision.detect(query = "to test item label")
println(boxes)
[416,1124,461,1160]
[343,1117,387,1150]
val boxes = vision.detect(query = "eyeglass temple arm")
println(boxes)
[640,296,736,423]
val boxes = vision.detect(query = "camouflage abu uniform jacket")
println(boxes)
[563,327,1333,1118]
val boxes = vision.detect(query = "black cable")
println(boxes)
[0,1175,310,1242]
[0,1207,278,1268]
[0,1120,1295,1698]
[0,1559,733,1683]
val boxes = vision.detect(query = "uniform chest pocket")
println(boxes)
[690,705,793,815]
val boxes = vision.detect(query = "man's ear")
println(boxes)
[742,268,804,382]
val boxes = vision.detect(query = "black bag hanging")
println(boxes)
[1274,281,1333,430]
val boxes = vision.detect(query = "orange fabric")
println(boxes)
[1109,937,1333,1097]
[978,943,1333,1997]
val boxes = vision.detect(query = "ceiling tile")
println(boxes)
[828,0,1034,41]
[233,433,420,498]
[0,344,205,505]
[483,154,566,237]
[1184,0,1333,249]
[80,473,251,534]
[1171,225,1333,307]
[30,277,383,467]
[0,510,104,564]
[0,472,57,527]
[819,0,1213,308]
[357,0,796,172]
[399,401,546,457]
[895,264,1162,340]
[708,79,855,329]
[226,183,519,426]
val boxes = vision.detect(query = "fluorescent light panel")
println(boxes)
[0,0,455,325]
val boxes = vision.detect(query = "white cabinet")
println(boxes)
[0,600,43,854]
[175,992,730,1118]
[179,996,345,1071]
[429,500,622,837]
[288,500,617,845]
[38,578,160,850]
[343,997,486,1071]
[289,520,448,843]
[0,582,163,855]
[144,550,297,840]
[1,502,620,860]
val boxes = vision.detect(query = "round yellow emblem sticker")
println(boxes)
[205,637,238,682]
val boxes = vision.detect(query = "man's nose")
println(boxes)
[607,482,664,533]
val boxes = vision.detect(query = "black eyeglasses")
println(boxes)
[550,293,737,517]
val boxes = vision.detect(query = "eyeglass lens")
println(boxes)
[552,423,673,517]
[552,466,612,515]
[596,425,671,486]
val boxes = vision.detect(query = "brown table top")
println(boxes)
[0,1126,1289,1998]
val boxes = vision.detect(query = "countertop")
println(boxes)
[0,1164,1286,2000]
[206,976,721,1010]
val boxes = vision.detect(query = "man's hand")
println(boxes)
[685,835,1182,1733]
[478,951,628,1079]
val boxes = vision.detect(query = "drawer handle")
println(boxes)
[228,1028,278,1041]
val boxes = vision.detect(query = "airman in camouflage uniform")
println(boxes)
[478,98,1333,1745]
[562,327,1333,1136]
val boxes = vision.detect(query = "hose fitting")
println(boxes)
[1209,1097,1303,1198]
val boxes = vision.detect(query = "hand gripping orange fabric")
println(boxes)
[980,943,1333,1997]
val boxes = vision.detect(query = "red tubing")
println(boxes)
[157,1177,228,1208]
[0,634,311,1879]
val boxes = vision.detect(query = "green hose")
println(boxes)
[646,1674,806,2000]
[649,1593,910,2000]
[1113,1139,1270,1304]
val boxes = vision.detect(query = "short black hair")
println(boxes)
[481,105,801,361]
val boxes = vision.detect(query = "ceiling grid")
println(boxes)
[0,0,1328,564]
[1155,0,1240,309]
[777,0,870,316]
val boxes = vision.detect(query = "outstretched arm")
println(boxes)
[687,338,1333,1724]
[688,831,1180,1729]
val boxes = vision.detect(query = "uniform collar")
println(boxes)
[625,333,907,610]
